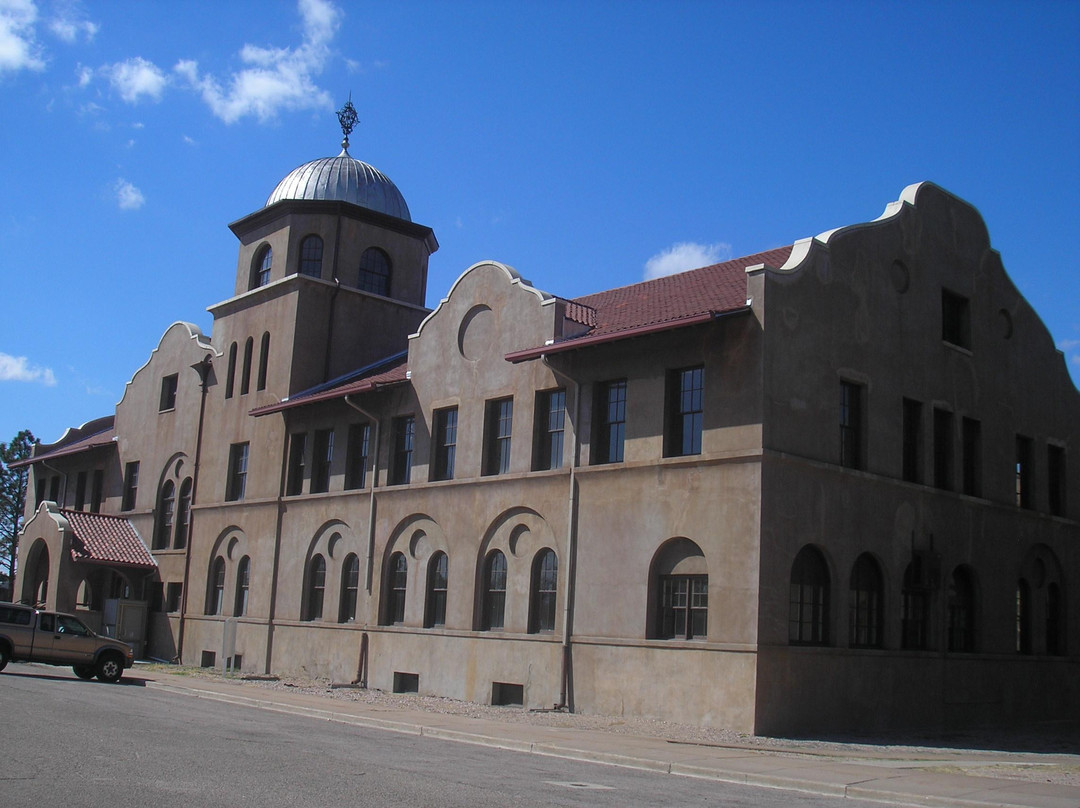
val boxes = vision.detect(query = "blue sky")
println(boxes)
[1,0,1077,446]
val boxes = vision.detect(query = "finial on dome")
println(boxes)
[336,95,359,153]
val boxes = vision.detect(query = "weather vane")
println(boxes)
[337,95,359,151]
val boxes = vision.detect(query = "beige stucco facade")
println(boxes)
[15,155,1078,737]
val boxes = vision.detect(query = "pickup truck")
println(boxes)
[0,601,134,683]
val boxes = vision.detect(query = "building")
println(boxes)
[14,109,1078,735]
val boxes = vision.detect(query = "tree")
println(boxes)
[1,430,36,594]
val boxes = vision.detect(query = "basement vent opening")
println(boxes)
[393,671,419,693]
[200,650,216,668]
[491,681,524,707]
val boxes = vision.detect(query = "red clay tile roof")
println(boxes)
[9,425,116,469]
[508,246,792,361]
[250,355,409,416]
[62,510,156,569]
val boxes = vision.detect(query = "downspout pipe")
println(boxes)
[177,354,212,663]
[344,394,380,688]
[543,356,580,712]
[344,396,381,594]
[264,412,292,676]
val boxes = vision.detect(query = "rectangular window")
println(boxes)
[148,581,164,612]
[90,469,104,513]
[594,379,626,464]
[345,423,370,490]
[74,471,87,511]
[902,398,922,483]
[391,416,415,485]
[165,582,183,613]
[941,289,971,349]
[286,432,306,496]
[961,417,981,497]
[226,443,249,501]
[533,389,566,471]
[839,381,863,470]
[159,373,178,411]
[1016,434,1033,509]
[665,366,703,457]
[658,576,707,640]
[933,409,952,490]
[483,398,514,475]
[311,428,334,494]
[1048,444,1066,517]
[48,475,60,504]
[432,407,458,481]
[122,461,140,510]
[34,477,45,508]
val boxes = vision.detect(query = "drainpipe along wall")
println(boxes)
[543,355,580,712]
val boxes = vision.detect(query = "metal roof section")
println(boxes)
[250,351,410,417]
[265,148,412,222]
[10,419,116,469]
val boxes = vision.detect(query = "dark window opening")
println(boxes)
[594,379,626,464]
[961,417,981,497]
[941,289,971,349]
[482,551,507,630]
[206,557,225,615]
[345,423,370,490]
[311,428,334,494]
[234,556,250,617]
[533,389,566,471]
[947,567,976,652]
[901,560,930,650]
[933,408,952,490]
[253,245,272,289]
[1016,435,1033,509]
[1048,444,1066,517]
[304,555,326,621]
[665,366,703,457]
[839,381,863,469]
[491,682,523,707]
[225,342,237,399]
[153,480,175,550]
[483,398,513,476]
[1047,583,1063,656]
[1016,579,1031,655]
[393,672,419,693]
[789,546,829,645]
[384,552,407,625]
[174,478,192,549]
[240,337,253,396]
[658,575,708,640]
[425,552,448,628]
[159,373,178,411]
[165,582,183,613]
[300,234,323,278]
[90,469,104,513]
[256,332,270,392]
[226,443,249,502]
[358,247,391,296]
[902,398,922,483]
[122,461,139,511]
[432,407,458,481]
[529,549,558,633]
[339,553,359,623]
[391,416,415,485]
[848,554,884,648]
[74,471,87,511]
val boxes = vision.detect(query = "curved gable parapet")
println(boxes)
[116,321,216,411]
[777,181,991,273]
[19,500,71,541]
[411,260,553,341]
[39,415,115,452]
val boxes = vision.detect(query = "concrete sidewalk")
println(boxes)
[134,670,1080,808]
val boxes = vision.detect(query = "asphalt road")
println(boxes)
[0,662,883,808]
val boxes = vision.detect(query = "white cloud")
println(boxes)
[1059,338,1080,351]
[105,56,167,103]
[174,0,340,124]
[182,134,196,145]
[48,0,97,43]
[75,62,91,85]
[114,178,145,210]
[131,121,144,129]
[0,0,45,73]
[644,241,733,280]
[0,351,56,386]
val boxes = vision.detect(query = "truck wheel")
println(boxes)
[73,665,96,680]
[0,645,9,672]
[96,653,124,683]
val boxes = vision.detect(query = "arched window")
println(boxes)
[650,539,708,640]
[947,566,976,652]
[848,553,883,648]
[358,247,391,296]
[300,235,323,278]
[206,556,225,615]
[384,552,407,625]
[1047,582,1063,656]
[901,560,930,650]
[338,553,359,623]
[153,480,175,551]
[174,478,192,549]
[225,342,237,399]
[1016,579,1031,654]
[789,545,829,645]
[303,555,326,621]
[240,337,253,395]
[425,552,448,628]
[234,556,250,617]
[482,551,507,630]
[529,549,558,633]
[252,244,272,288]
[256,332,270,392]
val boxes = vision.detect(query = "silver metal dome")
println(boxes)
[265,148,411,221]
